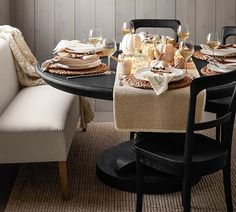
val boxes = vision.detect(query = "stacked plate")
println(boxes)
[200,44,236,74]
[207,63,236,73]
[41,40,108,76]
[200,44,236,57]
[54,40,104,55]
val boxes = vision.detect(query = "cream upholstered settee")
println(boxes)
[0,38,80,199]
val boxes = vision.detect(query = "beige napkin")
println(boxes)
[41,55,101,70]
[200,44,212,51]
[145,72,175,95]
[53,40,103,54]
[201,43,236,56]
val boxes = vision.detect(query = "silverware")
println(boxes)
[208,60,236,70]
[66,72,109,79]
[66,75,84,79]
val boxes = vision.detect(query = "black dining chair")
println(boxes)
[135,70,236,212]
[128,19,181,140]
[131,19,181,42]
[205,26,236,140]
[222,26,236,44]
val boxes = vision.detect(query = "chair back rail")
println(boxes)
[185,71,236,165]
[221,26,236,44]
[135,69,236,212]
[130,19,181,42]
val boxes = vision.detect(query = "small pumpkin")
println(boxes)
[141,39,162,60]
[155,37,176,53]
[174,50,185,69]
[121,33,142,54]
[162,43,176,62]
[141,40,155,60]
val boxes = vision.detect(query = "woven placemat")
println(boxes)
[46,63,108,76]
[200,66,221,76]
[123,74,193,90]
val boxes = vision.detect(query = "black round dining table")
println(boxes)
[36,48,208,194]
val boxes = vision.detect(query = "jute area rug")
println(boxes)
[5,122,236,212]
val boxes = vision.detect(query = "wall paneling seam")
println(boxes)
[73,0,75,39]
[34,0,36,56]
[194,0,196,42]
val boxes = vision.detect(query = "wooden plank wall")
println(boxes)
[4,0,235,62]
[0,0,10,25]
[0,0,235,112]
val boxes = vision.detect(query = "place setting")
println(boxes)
[193,31,236,75]
[41,28,118,79]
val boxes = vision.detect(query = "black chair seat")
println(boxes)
[135,133,228,177]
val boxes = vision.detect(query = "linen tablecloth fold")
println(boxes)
[113,64,206,132]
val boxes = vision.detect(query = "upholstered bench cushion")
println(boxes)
[0,85,80,163]
[0,38,19,115]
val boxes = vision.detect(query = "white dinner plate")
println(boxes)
[207,63,234,73]
[55,60,101,70]
[200,48,236,57]
[54,40,104,54]
[65,44,104,54]
[134,67,185,82]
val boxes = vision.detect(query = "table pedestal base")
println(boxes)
[96,140,200,194]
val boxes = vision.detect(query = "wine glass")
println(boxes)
[129,21,135,34]
[206,32,221,59]
[121,21,135,35]
[177,24,190,41]
[102,38,117,72]
[179,40,194,75]
[88,28,102,51]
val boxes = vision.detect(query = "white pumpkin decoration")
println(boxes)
[121,33,142,54]
[141,40,155,60]
[141,39,162,60]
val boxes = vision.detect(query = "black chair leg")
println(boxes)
[216,113,221,141]
[136,154,144,212]
[223,165,233,212]
[130,132,135,139]
[183,173,191,212]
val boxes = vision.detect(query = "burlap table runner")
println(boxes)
[113,64,206,132]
